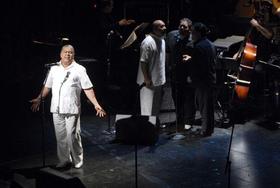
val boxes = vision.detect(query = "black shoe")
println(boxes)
[109,139,122,144]
[54,162,72,171]
[200,131,212,137]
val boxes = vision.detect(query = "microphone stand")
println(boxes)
[172,80,185,140]
[224,77,238,188]
[106,31,113,82]
[102,31,115,135]
[39,67,51,167]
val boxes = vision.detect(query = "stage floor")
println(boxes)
[1,111,279,188]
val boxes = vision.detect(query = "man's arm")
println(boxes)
[140,62,152,87]
[250,19,273,39]
[84,88,106,117]
[30,87,51,112]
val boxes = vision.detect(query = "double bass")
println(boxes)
[234,0,272,100]
[272,0,280,9]
[234,26,257,100]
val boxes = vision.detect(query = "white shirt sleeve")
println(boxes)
[140,39,152,64]
[79,67,93,89]
[44,68,54,88]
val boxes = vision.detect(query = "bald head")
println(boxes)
[152,20,166,37]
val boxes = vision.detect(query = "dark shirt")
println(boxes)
[189,37,216,86]
[250,28,273,61]
[94,10,122,62]
[166,30,192,83]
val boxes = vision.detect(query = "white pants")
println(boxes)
[140,86,163,116]
[52,113,83,166]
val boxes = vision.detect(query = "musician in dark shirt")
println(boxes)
[94,0,135,62]
[166,18,195,132]
[183,22,216,137]
[92,0,135,109]
[249,2,280,124]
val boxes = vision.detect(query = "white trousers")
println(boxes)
[52,113,83,166]
[140,86,163,116]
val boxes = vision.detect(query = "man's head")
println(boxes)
[60,45,75,66]
[97,0,113,13]
[152,20,167,37]
[191,22,209,42]
[178,18,192,37]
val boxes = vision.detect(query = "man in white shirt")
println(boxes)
[30,45,106,169]
[137,20,167,116]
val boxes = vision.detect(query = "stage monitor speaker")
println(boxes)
[115,114,159,145]
[36,167,85,188]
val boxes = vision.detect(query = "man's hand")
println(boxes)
[95,105,106,117]
[144,79,153,88]
[250,18,260,28]
[29,98,41,112]
[182,54,192,62]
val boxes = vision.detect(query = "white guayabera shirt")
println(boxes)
[45,61,93,114]
[137,34,166,86]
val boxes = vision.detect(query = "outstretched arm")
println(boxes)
[29,87,51,112]
[250,18,273,39]
[84,88,106,117]
[118,19,135,26]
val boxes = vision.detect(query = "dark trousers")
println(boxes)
[195,84,215,134]
[171,81,196,130]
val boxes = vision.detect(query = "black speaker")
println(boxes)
[36,167,85,188]
[114,114,159,145]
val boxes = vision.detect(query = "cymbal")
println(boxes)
[120,22,149,49]
[32,40,61,46]
[32,37,69,46]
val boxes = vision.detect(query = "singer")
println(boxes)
[30,45,106,170]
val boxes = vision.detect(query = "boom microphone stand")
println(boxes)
[172,81,185,140]
[102,31,115,135]
[39,66,52,167]
[224,76,238,188]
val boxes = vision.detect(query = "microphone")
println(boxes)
[44,62,60,67]
[62,72,70,83]
[107,30,123,39]
[114,30,123,39]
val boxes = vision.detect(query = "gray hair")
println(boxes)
[61,44,75,54]
[180,18,192,26]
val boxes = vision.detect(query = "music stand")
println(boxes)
[114,115,158,188]
[120,22,149,49]
[102,23,149,135]
[224,86,237,188]
[172,83,186,140]
[224,69,246,188]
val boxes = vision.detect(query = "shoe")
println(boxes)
[73,161,83,169]
[172,134,185,140]
[109,139,122,144]
[200,131,212,137]
[176,127,185,133]
[55,161,72,170]
[184,124,192,130]
[160,124,167,128]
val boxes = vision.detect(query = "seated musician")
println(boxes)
[249,0,280,125]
